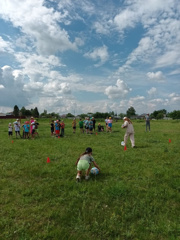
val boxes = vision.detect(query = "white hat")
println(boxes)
[123,117,127,120]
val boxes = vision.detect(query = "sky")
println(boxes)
[0,0,180,115]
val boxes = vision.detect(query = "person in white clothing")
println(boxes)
[13,119,21,138]
[121,117,136,148]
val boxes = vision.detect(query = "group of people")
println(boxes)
[50,119,65,137]
[8,117,39,139]
[71,116,114,134]
[72,117,96,134]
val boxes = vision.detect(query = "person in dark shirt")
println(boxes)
[92,117,96,132]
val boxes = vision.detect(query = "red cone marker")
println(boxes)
[47,157,50,163]
[169,139,171,143]
[124,146,127,151]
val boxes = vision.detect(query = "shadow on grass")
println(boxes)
[90,172,111,182]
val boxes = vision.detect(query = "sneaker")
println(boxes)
[76,175,81,182]
[85,175,90,180]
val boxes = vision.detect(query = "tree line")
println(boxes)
[13,105,180,119]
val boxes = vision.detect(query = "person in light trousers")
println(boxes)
[121,117,136,148]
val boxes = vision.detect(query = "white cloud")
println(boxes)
[84,45,109,66]
[147,71,165,82]
[0,0,78,55]
[0,65,29,107]
[105,79,131,99]
[43,81,71,95]
[147,87,157,95]
[113,0,180,73]
[0,36,13,53]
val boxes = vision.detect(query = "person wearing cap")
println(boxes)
[75,147,100,181]
[13,119,21,138]
[121,117,136,148]
[8,123,13,138]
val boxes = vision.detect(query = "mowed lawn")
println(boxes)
[0,119,179,240]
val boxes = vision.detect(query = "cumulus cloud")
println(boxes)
[0,0,78,55]
[147,87,157,95]
[0,65,29,107]
[43,81,71,95]
[147,71,165,82]
[84,45,109,66]
[114,0,180,73]
[105,79,131,99]
[0,36,13,53]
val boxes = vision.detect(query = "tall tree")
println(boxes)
[126,107,136,118]
[20,106,26,116]
[13,105,19,117]
[33,107,39,118]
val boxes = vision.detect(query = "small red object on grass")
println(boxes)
[96,132,98,135]
[47,157,50,163]
[124,146,127,151]
[12,140,14,143]
[169,139,171,143]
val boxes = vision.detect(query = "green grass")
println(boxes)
[0,119,179,240]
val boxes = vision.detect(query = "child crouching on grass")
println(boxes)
[75,147,100,182]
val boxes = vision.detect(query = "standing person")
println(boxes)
[89,118,93,134]
[13,119,21,138]
[30,117,34,134]
[75,147,100,182]
[55,120,60,137]
[31,121,36,139]
[60,120,65,137]
[50,120,54,136]
[84,117,89,134]
[92,117,96,132]
[107,117,113,133]
[8,123,13,138]
[145,114,150,132]
[34,120,39,137]
[105,117,109,132]
[23,121,30,139]
[72,118,76,133]
[121,117,136,148]
[79,118,84,133]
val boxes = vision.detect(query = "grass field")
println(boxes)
[0,118,179,240]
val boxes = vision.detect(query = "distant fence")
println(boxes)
[0,116,26,119]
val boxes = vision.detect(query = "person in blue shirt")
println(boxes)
[23,121,30,139]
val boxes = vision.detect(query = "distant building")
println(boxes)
[137,113,147,119]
